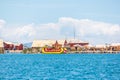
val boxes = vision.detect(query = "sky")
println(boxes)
[0,0,120,45]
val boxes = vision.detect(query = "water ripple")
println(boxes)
[0,53,120,80]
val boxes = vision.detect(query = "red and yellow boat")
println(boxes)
[41,41,67,54]
[42,47,67,54]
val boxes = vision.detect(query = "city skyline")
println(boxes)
[0,0,120,44]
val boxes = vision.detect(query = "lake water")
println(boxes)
[0,53,120,80]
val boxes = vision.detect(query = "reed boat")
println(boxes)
[41,41,67,54]
[41,47,67,54]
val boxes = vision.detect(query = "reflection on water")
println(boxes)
[0,53,120,79]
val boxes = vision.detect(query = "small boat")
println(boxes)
[41,41,67,54]
[41,47,67,54]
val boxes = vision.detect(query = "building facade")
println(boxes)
[0,39,4,53]
[31,39,89,52]
[4,42,23,53]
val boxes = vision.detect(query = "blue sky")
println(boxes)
[0,0,120,44]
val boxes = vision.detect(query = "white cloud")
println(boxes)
[58,17,120,36]
[58,17,120,44]
[1,23,36,42]
[0,17,120,44]
[15,24,36,37]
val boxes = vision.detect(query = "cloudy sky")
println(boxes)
[0,0,120,45]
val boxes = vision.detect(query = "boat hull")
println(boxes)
[41,48,65,54]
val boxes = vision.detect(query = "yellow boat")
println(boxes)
[41,47,67,54]
[41,41,67,54]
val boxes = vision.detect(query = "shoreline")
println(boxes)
[1,51,120,54]
[68,51,120,54]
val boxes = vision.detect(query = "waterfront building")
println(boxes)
[0,39,4,53]
[32,40,68,48]
[67,39,89,47]
[66,39,89,51]
[4,42,23,53]
[31,39,89,53]
[31,40,64,53]
[110,43,120,51]
[94,44,107,52]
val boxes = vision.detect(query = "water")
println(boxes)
[0,53,120,80]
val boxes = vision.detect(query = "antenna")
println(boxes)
[65,32,68,40]
[73,26,76,39]
[65,34,67,40]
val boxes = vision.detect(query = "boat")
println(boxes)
[41,47,67,54]
[41,41,67,54]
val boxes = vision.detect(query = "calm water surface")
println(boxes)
[0,53,120,80]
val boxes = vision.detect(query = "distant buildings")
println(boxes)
[4,42,23,53]
[0,38,120,54]
[66,39,89,51]
[4,42,23,50]
[31,40,67,53]
[31,39,89,53]
[0,39,4,53]
[32,39,89,47]
[110,43,120,51]
[31,39,120,53]
[0,39,23,53]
